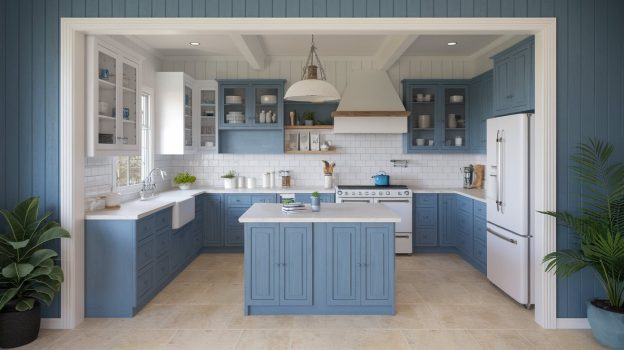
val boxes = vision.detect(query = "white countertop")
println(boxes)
[410,188,486,202]
[239,203,402,223]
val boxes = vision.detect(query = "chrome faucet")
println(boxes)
[140,168,167,200]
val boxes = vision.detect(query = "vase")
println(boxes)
[223,178,236,189]
[304,120,313,126]
[587,300,624,349]
[310,196,321,212]
[324,174,333,189]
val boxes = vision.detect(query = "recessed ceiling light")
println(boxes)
[189,42,200,46]
[447,42,457,46]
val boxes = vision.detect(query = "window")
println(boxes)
[115,91,153,189]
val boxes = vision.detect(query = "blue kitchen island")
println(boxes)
[239,203,400,316]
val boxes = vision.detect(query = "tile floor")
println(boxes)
[24,253,606,350]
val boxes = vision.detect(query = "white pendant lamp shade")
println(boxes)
[284,35,341,103]
[284,79,341,103]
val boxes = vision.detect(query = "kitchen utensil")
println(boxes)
[418,114,432,128]
[104,192,121,208]
[447,114,457,128]
[372,171,390,186]
[461,165,474,189]
[416,138,425,146]
[260,95,277,104]
[473,164,485,189]
[450,95,464,103]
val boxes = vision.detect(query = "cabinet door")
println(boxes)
[361,224,393,305]
[220,84,249,128]
[251,84,283,128]
[119,58,140,149]
[438,194,456,246]
[224,207,246,246]
[493,57,511,113]
[183,83,194,150]
[245,224,279,305]
[279,224,313,305]
[203,195,223,247]
[510,46,532,111]
[326,223,360,305]
[406,85,438,150]
[441,86,468,150]
[196,82,217,150]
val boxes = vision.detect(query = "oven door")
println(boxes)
[373,198,412,233]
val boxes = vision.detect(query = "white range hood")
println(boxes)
[331,70,409,133]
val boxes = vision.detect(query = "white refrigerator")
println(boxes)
[486,113,534,307]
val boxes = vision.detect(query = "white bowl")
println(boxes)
[260,95,277,104]
[449,95,464,103]
[225,95,243,104]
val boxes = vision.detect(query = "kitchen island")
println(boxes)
[239,203,400,315]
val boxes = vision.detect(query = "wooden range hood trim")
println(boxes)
[331,111,410,117]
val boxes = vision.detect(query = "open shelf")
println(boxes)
[285,125,333,130]
[285,149,337,154]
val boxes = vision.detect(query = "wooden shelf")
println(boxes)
[285,125,333,130]
[98,79,115,88]
[123,119,136,124]
[285,149,337,154]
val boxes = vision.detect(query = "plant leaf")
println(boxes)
[0,209,25,241]
[2,263,35,279]
[23,226,70,257]
[0,288,18,311]
[5,239,29,250]
[28,249,58,268]
[15,298,35,312]
[26,291,52,306]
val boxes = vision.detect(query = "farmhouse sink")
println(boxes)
[158,192,195,229]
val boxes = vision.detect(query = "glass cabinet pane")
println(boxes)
[97,51,116,145]
[200,89,216,148]
[443,87,466,148]
[121,62,138,146]
[254,86,279,124]
[184,85,193,147]
[223,86,246,125]
[409,86,436,148]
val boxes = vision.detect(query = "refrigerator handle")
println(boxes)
[496,129,504,213]
[487,227,517,244]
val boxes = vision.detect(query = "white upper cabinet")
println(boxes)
[155,73,218,154]
[86,36,142,157]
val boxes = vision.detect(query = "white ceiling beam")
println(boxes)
[230,34,265,70]
[373,35,418,71]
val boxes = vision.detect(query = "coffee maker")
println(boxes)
[461,165,474,189]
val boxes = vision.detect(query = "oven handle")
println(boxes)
[339,199,371,203]
[377,199,411,203]
[395,233,411,238]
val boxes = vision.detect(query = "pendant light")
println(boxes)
[284,35,341,103]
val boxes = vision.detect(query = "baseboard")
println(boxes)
[556,318,590,329]
[41,317,66,329]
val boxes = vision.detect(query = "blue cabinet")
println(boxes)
[361,224,393,305]
[224,193,278,249]
[438,194,456,246]
[294,193,335,204]
[326,223,361,305]
[218,80,285,154]
[203,194,224,247]
[245,223,313,307]
[402,80,472,153]
[492,37,534,116]
[413,194,438,247]
[468,70,493,153]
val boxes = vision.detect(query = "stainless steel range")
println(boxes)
[336,185,413,254]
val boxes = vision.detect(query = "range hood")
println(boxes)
[331,70,409,133]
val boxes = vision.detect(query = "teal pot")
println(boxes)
[587,300,624,349]
[0,302,41,348]
[310,196,320,212]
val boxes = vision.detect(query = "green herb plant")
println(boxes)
[0,197,70,312]
[311,191,320,198]
[173,172,197,185]
[221,170,237,179]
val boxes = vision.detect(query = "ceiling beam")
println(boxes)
[230,34,265,70]
[373,35,418,71]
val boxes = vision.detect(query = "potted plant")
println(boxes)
[541,139,624,349]
[0,197,70,348]
[310,192,321,212]
[221,170,237,189]
[173,171,196,190]
[304,112,314,126]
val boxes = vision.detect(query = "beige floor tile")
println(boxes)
[412,281,478,305]
[402,329,482,350]
[518,329,608,350]
[395,282,426,304]
[150,282,213,305]
[470,330,534,350]
[290,329,410,350]
[162,329,242,350]
[290,315,383,329]
[107,329,176,350]
[396,269,442,284]
[15,330,70,350]
[460,281,518,305]
[235,330,291,350]
[377,304,441,329]
[428,303,537,330]
[200,283,244,304]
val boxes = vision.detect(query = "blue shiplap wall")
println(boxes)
[2,0,623,319]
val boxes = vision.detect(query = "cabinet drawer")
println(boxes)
[474,240,487,266]
[137,216,155,242]
[456,211,473,235]
[474,201,486,219]
[154,254,169,286]
[456,195,473,214]
[136,264,154,301]
[473,217,487,243]
[320,194,335,203]
[154,208,172,231]
[225,228,244,246]
[226,207,247,227]
[414,228,438,246]
[251,194,276,203]
[137,238,155,270]
[415,194,437,207]
[415,207,436,227]
[227,195,251,206]
[154,229,170,256]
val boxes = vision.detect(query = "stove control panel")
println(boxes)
[336,188,413,198]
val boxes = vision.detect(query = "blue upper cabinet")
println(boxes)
[468,70,493,153]
[402,80,473,153]
[218,80,285,154]
[492,37,535,117]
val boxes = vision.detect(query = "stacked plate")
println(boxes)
[225,95,243,104]
[226,111,245,123]
[260,95,277,104]
[282,202,306,213]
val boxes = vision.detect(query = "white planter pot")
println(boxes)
[223,178,236,189]
[178,183,191,190]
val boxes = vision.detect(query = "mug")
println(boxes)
[416,93,424,102]
[428,139,434,146]
[416,138,425,146]
[455,137,463,146]
[99,68,109,79]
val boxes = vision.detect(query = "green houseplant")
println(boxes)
[310,191,321,212]
[173,171,197,190]
[304,112,314,126]
[0,197,70,348]
[221,170,237,189]
[541,139,624,349]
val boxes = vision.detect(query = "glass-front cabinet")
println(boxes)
[218,80,284,129]
[195,80,218,150]
[87,36,142,156]
[403,80,470,153]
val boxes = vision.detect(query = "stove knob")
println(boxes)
[365,191,369,196]
[386,191,390,195]
[351,192,355,196]
[398,192,402,195]
[337,191,343,195]
[404,191,410,196]
[379,191,383,196]
[358,192,362,196]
